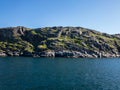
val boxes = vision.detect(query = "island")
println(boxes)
[0,26,120,58]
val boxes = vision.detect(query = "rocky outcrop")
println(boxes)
[40,51,55,57]
[0,26,120,58]
[0,26,30,41]
[0,52,6,57]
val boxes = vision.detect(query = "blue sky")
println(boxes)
[0,0,120,34]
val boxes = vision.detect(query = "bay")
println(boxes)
[0,57,120,90]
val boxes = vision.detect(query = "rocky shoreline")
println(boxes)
[0,26,120,58]
[0,50,120,58]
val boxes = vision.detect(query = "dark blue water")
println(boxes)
[0,57,120,90]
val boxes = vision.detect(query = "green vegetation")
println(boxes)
[38,44,47,49]
[31,30,37,35]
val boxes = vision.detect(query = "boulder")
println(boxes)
[0,52,6,56]
[40,51,55,57]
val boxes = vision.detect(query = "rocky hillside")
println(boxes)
[0,26,120,58]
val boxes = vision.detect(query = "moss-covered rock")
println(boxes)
[0,26,120,58]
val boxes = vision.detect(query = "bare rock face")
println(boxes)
[114,34,120,39]
[0,26,29,41]
[12,26,28,36]
[0,52,6,57]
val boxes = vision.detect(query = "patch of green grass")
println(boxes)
[38,44,47,49]
[31,30,37,35]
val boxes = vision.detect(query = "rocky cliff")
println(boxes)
[0,26,120,58]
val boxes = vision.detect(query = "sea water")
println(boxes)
[0,57,120,90]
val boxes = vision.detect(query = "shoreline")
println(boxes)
[0,50,120,58]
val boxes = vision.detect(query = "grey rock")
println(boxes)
[0,52,6,56]
[40,51,55,57]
